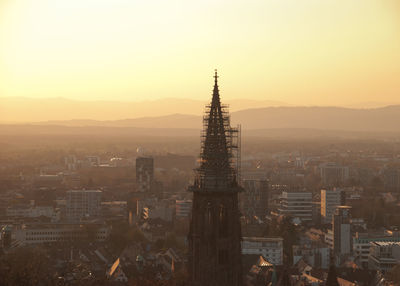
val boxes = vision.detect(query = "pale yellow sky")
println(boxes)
[0,0,399,106]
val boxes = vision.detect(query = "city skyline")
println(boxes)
[2,1,400,286]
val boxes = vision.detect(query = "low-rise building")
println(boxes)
[101,201,127,218]
[368,241,400,273]
[66,190,102,222]
[6,205,60,222]
[34,174,63,188]
[175,200,192,218]
[241,237,283,265]
[144,205,174,222]
[106,258,128,283]
[13,223,110,245]
[353,232,400,268]
[293,243,330,269]
[319,162,349,186]
[156,248,182,273]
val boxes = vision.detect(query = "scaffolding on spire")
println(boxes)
[188,70,243,286]
[192,70,241,192]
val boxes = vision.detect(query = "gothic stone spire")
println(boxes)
[188,71,243,286]
[197,69,236,191]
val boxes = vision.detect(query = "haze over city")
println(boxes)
[2,1,400,286]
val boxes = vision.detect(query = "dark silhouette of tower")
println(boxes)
[326,251,339,286]
[188,70,243,286]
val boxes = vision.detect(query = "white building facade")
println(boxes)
[242,237,283,265]
[353,232,400,267]
[368,242,400,273]
[14,223,110,245]
[278,191,312,223]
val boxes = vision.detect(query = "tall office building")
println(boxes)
[66,190,102,222]
[278,190,313,223]
[188,71,243,286]
[136,157,154,192]
[333,206,352,259]
[321,189,345,224]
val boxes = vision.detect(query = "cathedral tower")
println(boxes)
[188,71,243,286]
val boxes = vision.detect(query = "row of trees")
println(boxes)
[108,221,147,252]
[0,247,56,286]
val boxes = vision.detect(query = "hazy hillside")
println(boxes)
[20,105,400,133]
[39,114,202,129]
[230,105,400,132]
[0,97,287,122]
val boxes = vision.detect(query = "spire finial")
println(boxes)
[214,69,218,84]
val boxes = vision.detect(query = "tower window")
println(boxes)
[205,202,213,226]
[219,204,228,237]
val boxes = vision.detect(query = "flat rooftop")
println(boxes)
[242,237,283,242]
[67,190,102,193]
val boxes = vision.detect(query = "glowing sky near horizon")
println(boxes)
[0,0,399,105]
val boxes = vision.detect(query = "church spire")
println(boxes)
[211,69,221,111]
[197,70,236,191]
[188,71,243,286]
[326,253,339,286]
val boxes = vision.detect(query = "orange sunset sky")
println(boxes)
[0,0,399,108]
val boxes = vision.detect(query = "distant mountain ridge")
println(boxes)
[3,95,400,132]
[39,114,201,129]
[231,105,400,131]
[0,97,288,122]
[21,105,400,133]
